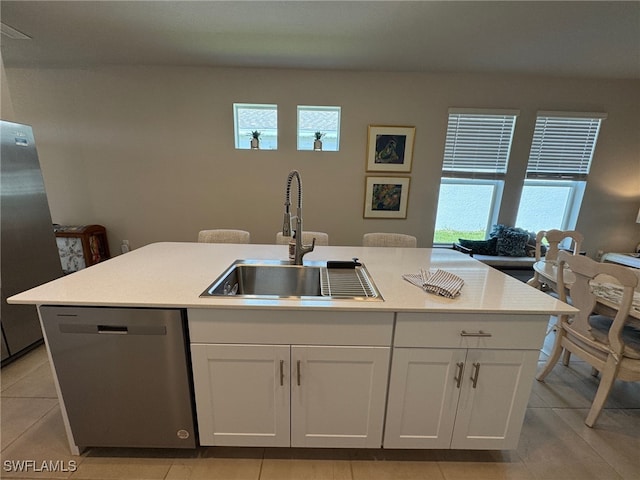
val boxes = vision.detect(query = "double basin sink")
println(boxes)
[200,259,382,301]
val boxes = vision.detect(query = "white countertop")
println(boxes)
[8,242,575,315]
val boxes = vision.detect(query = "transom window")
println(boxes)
[297,106,341,151]
[233,103,278,150]
[433,108,519,243]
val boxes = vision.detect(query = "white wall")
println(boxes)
[3,66,639,256]
[1,54,16,121]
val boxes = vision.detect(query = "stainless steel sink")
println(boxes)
[200,259,382,300]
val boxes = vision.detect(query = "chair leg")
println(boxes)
[527,274,542,289]
[536,328,565,382]
[585,356,619,427]
[562,349,571,366]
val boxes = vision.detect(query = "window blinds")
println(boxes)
[443,110,518,176]
[526,113,606,178]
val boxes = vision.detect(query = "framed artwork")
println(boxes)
[366,125,415,172]
[364,176,410,219]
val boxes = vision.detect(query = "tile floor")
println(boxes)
[1,323,639,480]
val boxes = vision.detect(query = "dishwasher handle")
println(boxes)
[58,323,167,336]
[98,325,128,334]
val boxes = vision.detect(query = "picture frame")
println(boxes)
[363,176,410,219]
[366,125,415,172]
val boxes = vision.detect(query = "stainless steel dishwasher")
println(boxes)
[40,306,196,449]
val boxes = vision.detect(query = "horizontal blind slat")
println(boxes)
[443,112,517,174]
[526,115,602,176]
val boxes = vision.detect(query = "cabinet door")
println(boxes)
[191,344,290,447]
[291,345,390,448]
[451,349,539,450]
[384,348,466,449]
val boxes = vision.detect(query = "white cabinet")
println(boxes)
[384,348,463,449]
[384,347,539,449]
[191,344,291,447]
[384,313,546,450]
[188,309,547,451]
[188,308,394,449]
[451,349,538,449]
[290,345,389,448]
[191,343,390,448]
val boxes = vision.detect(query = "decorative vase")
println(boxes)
[250,138,259,150]
[313,139,322,151]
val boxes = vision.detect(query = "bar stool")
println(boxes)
[197,229,250,244]
[363,233,417,248]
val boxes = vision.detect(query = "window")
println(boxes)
[297,106,341,151]
[435,179,503,242]
[516,179,585,233]
[233,103,278,150]
[433,109,519,243]
[516,112,606,233]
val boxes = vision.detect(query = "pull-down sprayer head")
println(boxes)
[281,170,314,265]
[282,170,302,237]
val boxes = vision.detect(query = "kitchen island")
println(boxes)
[9,242,575,454]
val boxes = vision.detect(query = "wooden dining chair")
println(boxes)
[536,251,640,427]
[527,229,584,289]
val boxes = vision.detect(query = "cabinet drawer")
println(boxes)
[188,309,394,346]
[394,313,547,349]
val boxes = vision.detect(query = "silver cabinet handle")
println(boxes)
[454,362,464,388]
[296,360,301,386]
[460,330,492,337]
[470,362,480,388]
[279,360,285,386]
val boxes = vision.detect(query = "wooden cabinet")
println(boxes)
[188,309,393,449]
[384,312,546,450]
[53,224,110,273]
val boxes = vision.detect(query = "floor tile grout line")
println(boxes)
[257,455,264,480]
[1,394,59,399]
[524,405,619,474]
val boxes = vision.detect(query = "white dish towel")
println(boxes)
[403,269,464,298]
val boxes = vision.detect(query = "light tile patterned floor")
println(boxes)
[1,323,639,480]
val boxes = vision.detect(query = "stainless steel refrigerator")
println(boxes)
[1,120,63,364]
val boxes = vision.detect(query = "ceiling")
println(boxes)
[1,1,639,79]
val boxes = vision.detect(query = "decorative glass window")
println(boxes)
[297,106,341,151]
[516,111,606,233]
[233,103,278,150]
[433,108,519,243]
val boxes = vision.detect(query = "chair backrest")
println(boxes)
[275,231,329,246]
[557,250,638,355]
[198,229,250,244]
[535,229,584,261]
[363,233,417,248]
